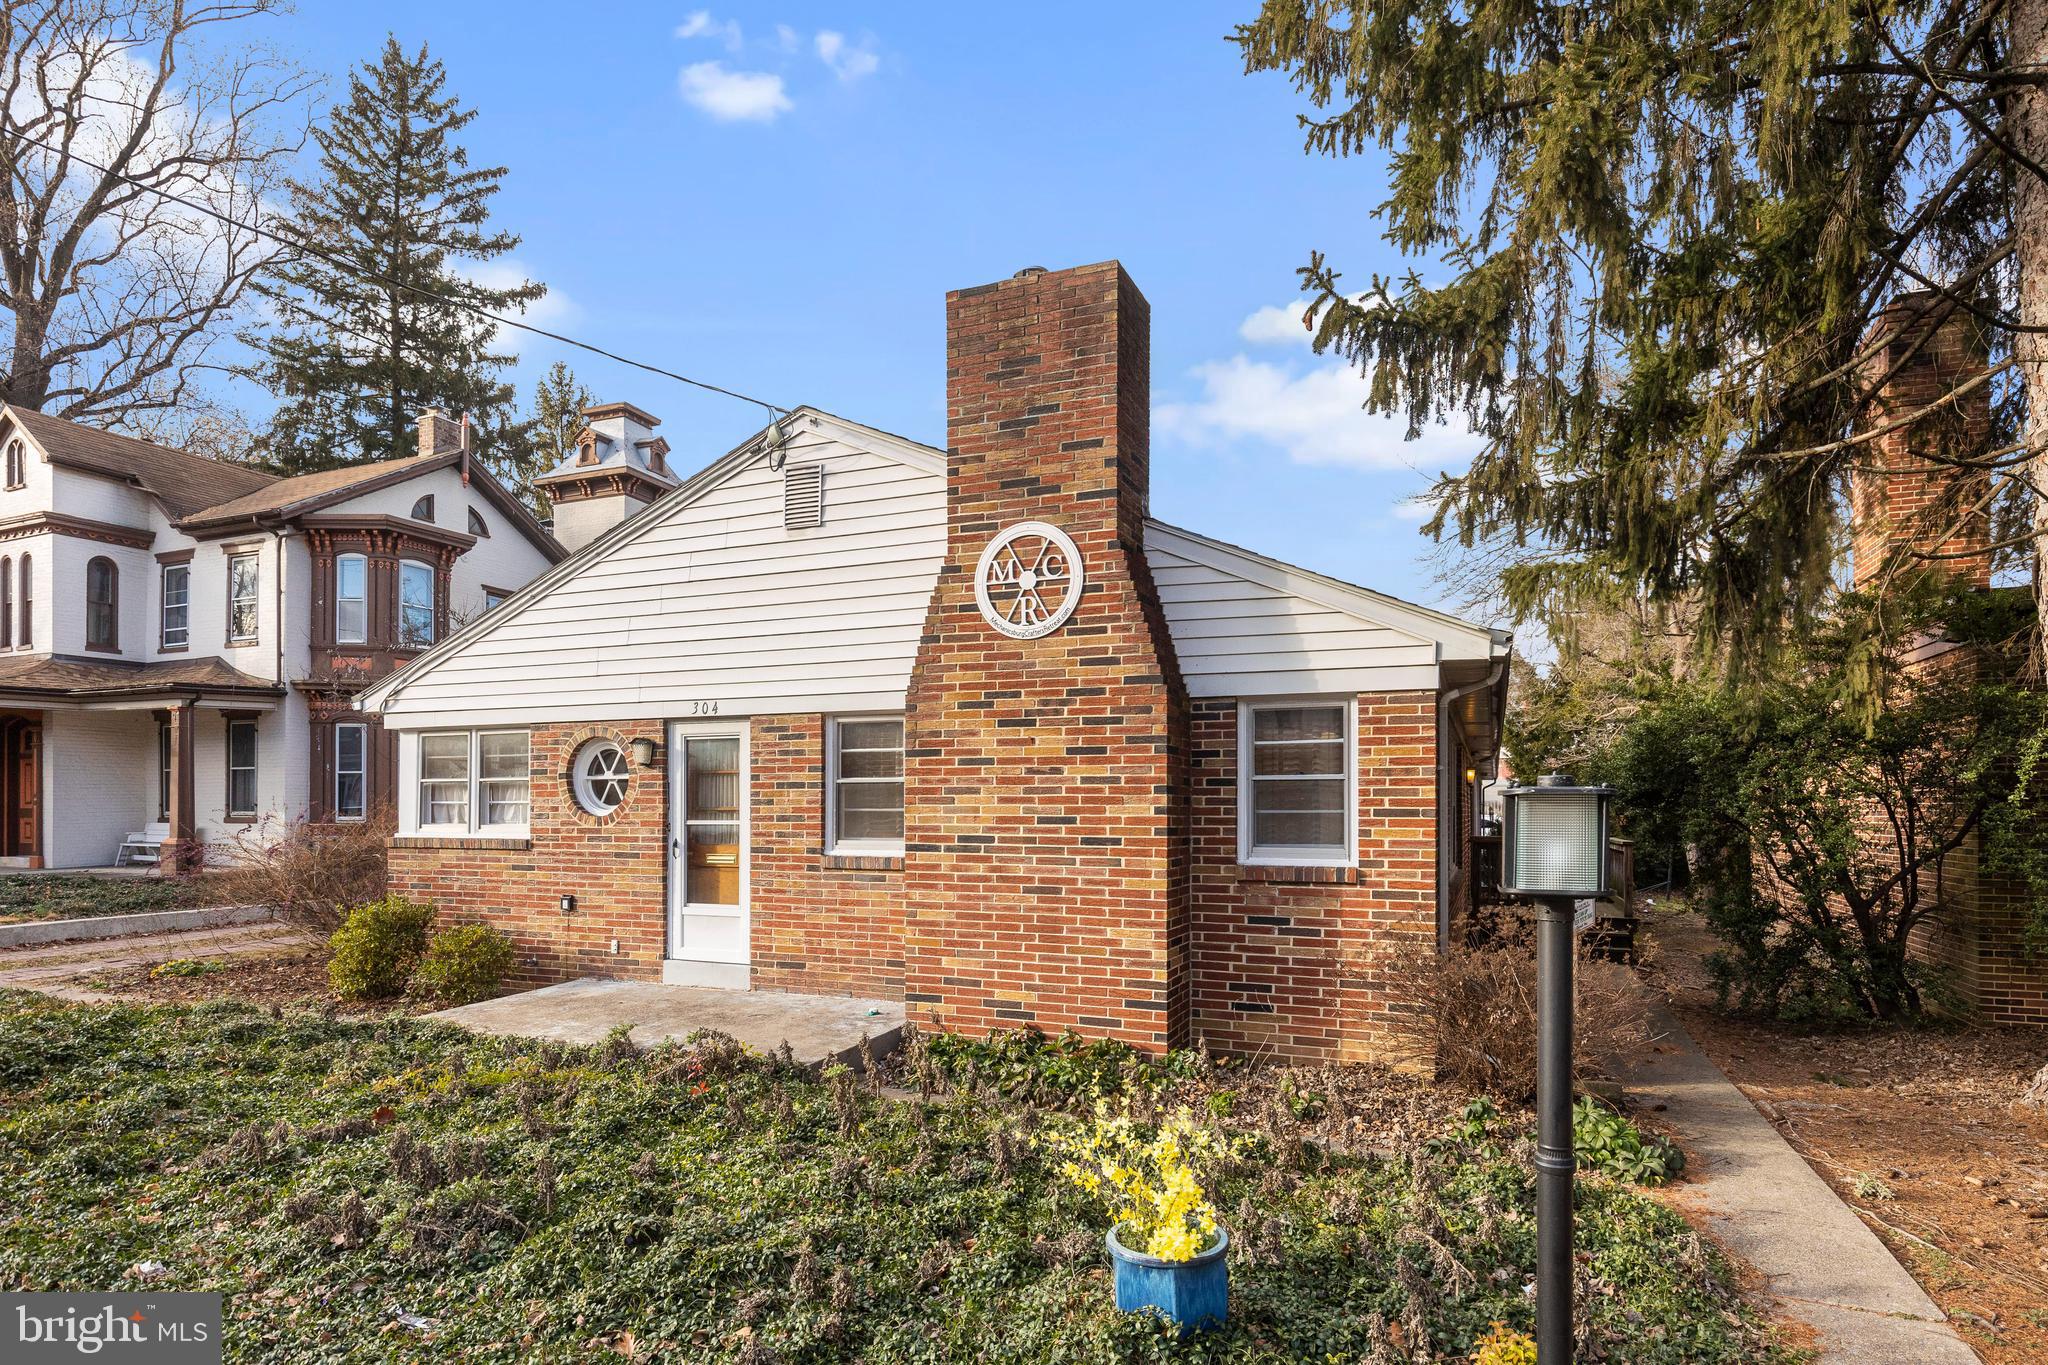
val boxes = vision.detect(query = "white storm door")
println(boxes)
[666,722,749,971]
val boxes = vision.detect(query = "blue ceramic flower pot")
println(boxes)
[1105,1225,1229,1334]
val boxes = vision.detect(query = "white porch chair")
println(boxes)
[115,822,172,867]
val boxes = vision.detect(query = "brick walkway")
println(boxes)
[0,923,314,1002]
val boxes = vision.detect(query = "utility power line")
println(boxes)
[6,129,794,422]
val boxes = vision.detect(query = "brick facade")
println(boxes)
[384,260,1483,1056]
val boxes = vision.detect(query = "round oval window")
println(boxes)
[572,739,630,815]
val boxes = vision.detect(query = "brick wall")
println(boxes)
[902,261,1191,1051]
[391,721,668,987]
[1185,692,1440,1064]
[751,713,907,999]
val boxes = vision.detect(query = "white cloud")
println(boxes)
[674,11,743,50]
[1156,354,1481,472]
[815,30,880,82]
[776,23,801,51]
[458,259,578,343]
[677,61,792,122]
[1391,498,1436,522]
[1239,299,1317,347]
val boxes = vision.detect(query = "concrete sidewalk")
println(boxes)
[1616,1000,1978,1364]
[0,922,310,1002]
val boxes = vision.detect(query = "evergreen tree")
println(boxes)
[251,38,543,473]
[1233,0,2048,671]
[489,360,591,517]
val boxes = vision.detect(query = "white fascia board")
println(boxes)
[361,405,944,714]
[1145,519,1507,661]
[375,689,912,733]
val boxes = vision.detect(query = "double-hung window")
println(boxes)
[84,556,117,650]
[417,729,529,834]
[226,552,259,642]
[828,716,905,852]
[335,553,367,644]
[160,563,189,649]
[398,560,435,648]
[1238,700,1355,867]
[334,722,367,821]
[226,718,258,819]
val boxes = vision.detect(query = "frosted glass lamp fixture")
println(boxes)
[1501,774,1612,898]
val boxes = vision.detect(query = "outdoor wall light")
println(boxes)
[630,737,659,768]
[1501,773,1612,899]
[1498,772,1613,1365]
[1463,766,1478,784]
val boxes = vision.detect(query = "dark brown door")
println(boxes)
[13,722,39,858]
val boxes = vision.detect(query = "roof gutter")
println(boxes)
[1436,652,1509,952]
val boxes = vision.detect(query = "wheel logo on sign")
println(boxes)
[974,520,1085,639]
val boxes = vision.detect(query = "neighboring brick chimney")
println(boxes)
[902,261,1189,1051]
[417,408,464,459]
[1850,293,1994,589]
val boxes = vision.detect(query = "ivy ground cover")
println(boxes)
[0,992,1788,1363]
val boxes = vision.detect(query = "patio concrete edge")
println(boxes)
[0,903,275,949]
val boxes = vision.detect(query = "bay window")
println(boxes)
[335,553,367,644]
[398,560,435,648]
[1238,700,1355,867]
[160,562,189,649]
[334,722,367,820]
[417,729,529,834]
[85,556,117,650]
[828,716,905,852]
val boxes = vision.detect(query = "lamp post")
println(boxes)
[1500,773,1613,1365]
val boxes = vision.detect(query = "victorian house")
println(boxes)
[0,406,561,869]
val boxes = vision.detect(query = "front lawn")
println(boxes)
[0,873,225,924]
[0,993,1790,1363]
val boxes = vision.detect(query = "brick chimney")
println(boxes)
[417,408,464,459]
[902,261,1189,1051]
[1850,293,1994,589]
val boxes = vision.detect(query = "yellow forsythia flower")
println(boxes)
[1040,1107,1232,1261]
[1472,1322,1538,1365]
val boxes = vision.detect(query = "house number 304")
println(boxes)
[688,700,720,715]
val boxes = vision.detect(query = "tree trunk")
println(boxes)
[2016,0,2048,646]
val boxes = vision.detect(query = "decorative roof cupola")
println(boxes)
[532,401,680,551]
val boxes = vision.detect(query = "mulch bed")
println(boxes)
[1638,902,2048,1363]
[81,948,422,1015]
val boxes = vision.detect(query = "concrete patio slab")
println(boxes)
[426,977,905,1068]
[1616,999,1979,1365]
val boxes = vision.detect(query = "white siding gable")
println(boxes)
[1145,521,1498,697]
[367,411,946,727]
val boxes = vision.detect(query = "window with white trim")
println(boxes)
[398,559,435,648]
[160,563,189,649]
[226,552,259,642]
[1238,700,1354,866]
[226,718,259,818]
[335,553,367,644]
[828,716,905,852]
[417,729,529,833]
[334,722,367,820]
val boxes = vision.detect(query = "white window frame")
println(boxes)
[335,552,367,644]
[334,722,368,822]
[824,714,906,856]
[226,717,259,819]
[415,728,529,837]
[226,551,259,643]
[398,558,436,649]
[160,562,189,650]
[1236,697,1358,869]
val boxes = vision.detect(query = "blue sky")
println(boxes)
[246,2,1484,616]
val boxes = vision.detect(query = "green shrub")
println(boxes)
[412,923,515,1005]
[326,895,435,1000]
[1574,1096,1685,1185]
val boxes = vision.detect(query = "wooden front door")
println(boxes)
[1,718,41,860]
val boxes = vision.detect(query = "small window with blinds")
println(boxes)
[1238,699,1355,866]
[783,463,824,530]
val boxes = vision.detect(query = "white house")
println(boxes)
[0,405,563,869]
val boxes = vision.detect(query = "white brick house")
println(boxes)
[0,405,563,869]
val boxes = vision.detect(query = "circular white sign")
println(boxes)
[974,520,1085,639]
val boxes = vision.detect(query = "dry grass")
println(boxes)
[215,811,394,934]
[1379,919,1649,1099]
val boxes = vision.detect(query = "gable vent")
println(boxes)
[783,463,824,529]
